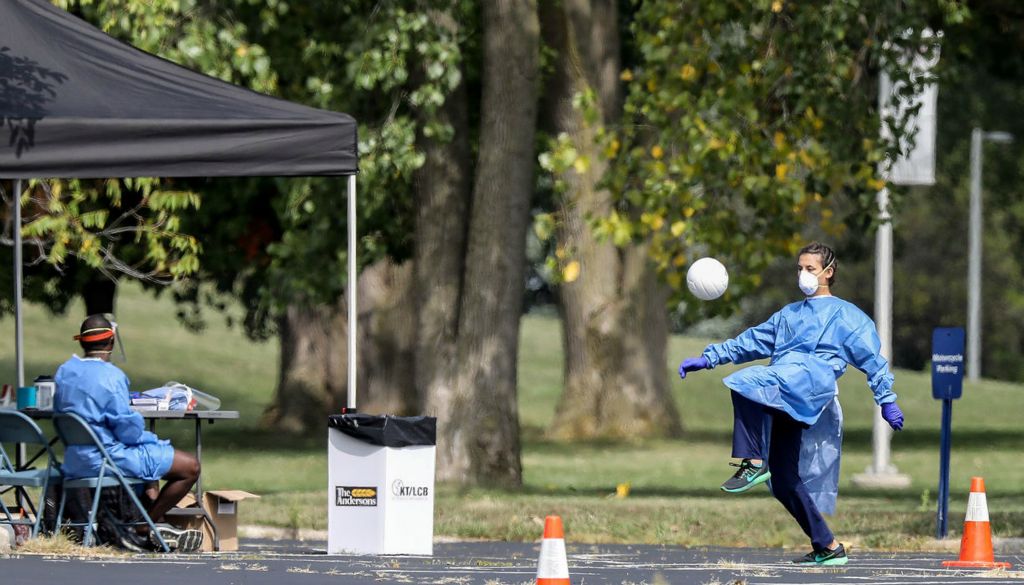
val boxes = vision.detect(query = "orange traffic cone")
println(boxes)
[943,477,1012,569]
[536,515,570,585]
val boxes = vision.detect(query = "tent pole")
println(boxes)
[13,179,24,389]
[347,174,357,411]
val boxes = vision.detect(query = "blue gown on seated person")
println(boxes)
[55,355,174,481]
[701,295,896,514]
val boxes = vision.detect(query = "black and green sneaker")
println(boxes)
[793,543,849,566]
[720,459,771,493]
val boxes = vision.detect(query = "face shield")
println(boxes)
[109,318,127,362]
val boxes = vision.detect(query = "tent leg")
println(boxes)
[347,174,357,411]
[13,179,24,389]
[12,179,25,484]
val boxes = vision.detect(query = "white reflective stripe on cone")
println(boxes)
[537,538,570,578]
[965,491,990,522]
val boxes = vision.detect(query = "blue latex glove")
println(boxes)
[678,356,710,380]
[881,402,904,431]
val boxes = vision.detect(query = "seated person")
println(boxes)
[55,314,203,552]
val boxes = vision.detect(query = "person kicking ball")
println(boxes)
[677,242,904,566]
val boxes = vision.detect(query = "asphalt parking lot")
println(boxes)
[4,539,1024,584]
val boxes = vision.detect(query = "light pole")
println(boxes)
[966,128,1013,381]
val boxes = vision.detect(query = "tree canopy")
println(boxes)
[539,1,956,316]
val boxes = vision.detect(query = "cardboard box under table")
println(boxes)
[327,414,437,555]
[169,490,260,552]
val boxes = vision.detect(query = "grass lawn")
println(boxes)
[2,284,1023,550]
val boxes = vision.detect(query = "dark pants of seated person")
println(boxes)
[731,390,834,550]
[140,450,200,529]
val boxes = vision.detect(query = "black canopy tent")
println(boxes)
[0,0,360,408]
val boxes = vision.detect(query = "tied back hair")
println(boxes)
[798,242,837,287]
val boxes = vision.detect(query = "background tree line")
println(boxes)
[722,0,1024,382]
[1,0,973,486]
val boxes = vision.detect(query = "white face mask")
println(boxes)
[798,260,834,296]
[798,270,820,296]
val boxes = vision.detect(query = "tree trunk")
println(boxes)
[542,0,682,439]
[414,6,472,420]
[264,302,337,434]
[435,0,540,485]
[265,259,418,433]
[349,259,417,415]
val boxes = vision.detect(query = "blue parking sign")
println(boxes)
[932,327,965,400]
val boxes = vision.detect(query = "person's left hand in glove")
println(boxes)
[881,401,904,431]
[678,356,710,380]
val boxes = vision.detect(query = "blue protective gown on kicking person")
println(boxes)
[701,295,896,514]
[702,296,896,424]
[55,355,175,481]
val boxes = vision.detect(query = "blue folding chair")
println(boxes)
[52,412,169,552]
[0,410,62,538]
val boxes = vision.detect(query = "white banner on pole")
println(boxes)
[880,29,940,186]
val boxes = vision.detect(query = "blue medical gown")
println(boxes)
[54,356,174,481]
[702,296,896,514]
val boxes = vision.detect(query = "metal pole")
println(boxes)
[347,174,357,411]
[936,397,953,539]
[966,127,983,381]
[13,179,24,388]
[853,186,910,488]
[872,186,894,473]
[12,180,25,478]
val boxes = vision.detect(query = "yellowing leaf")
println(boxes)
[620,69,634,82]
[680,64,697,81]
[775,163,788,180]
[667,272,682,289]
[683,206,696,218]
[771,0,783,13]
[651,145,664,159]
[573,157,590,174]
[799,149,815,167]
[708,137,725,150]
[562,260,581,283]
[650,215,665,231]
[773,131,786,150]
[605,138,621,158]
[671,221,686,236]
[646,78,657,92]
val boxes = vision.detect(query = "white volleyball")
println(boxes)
[686,257,729,301]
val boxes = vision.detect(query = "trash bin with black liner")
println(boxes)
[327,413,436,555]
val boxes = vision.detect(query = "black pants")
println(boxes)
[731,391,835,550]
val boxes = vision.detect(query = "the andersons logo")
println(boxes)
[335,486,378,507]
[391,479,430,499]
